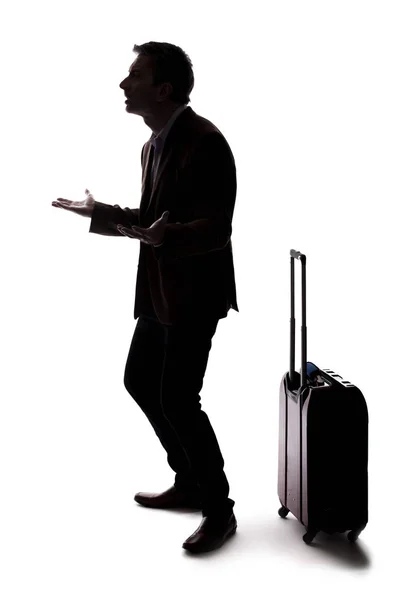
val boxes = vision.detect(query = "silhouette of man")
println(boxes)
[52,41,239,554]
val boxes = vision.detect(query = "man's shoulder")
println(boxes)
[181,107,226,141]
[177,107,233,163]
[141,107,232,163]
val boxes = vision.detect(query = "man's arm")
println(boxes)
[89,201,140,236]
[153,133,237,260]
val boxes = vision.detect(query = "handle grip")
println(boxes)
[290,249,306,262]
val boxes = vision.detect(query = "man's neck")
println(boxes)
[143,104,183,135]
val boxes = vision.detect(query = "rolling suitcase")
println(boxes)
[277,249,369,544]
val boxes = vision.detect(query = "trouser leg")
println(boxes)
[123,316,200,494]
[160,317,235,517]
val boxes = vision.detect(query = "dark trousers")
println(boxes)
[123,315,235,518]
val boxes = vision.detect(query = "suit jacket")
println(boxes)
[89,106,239,326]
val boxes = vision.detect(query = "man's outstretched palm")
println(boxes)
[117,211,170,245]
[52,189,95,218]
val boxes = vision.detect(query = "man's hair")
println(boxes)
[133,41,194,105]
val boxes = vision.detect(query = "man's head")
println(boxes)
[120,41,194,123]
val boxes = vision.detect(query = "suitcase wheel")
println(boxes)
[278,506,289,518]
[347,525,365,543]
[303,528,318,545]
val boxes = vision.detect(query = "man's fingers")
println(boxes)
[118,224,142,236]
[117,225,150,244]
[117,225,134,237]
[131,227,152,242]
[53,199,85,210]
[53,201,70,211]
[120,230,147,243]
[52,199,80,212]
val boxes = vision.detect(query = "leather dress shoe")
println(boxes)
[182,512,237,553]
[134,485,202,509]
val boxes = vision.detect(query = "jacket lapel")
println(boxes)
[140,107,193,226]
[141,143,154,196]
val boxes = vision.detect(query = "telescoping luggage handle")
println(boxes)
[289,249,307,388]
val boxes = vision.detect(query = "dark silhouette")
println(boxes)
[52,41,239,554]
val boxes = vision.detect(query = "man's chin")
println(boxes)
[124,102,145,117]
[125,106,136,115]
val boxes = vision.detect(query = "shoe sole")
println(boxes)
[134,496,203,510]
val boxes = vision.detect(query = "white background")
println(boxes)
[1,0,399,597]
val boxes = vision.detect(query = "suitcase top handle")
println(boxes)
[290,249,307,388]
[290,249,306,262]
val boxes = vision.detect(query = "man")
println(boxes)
[52,41,239,554]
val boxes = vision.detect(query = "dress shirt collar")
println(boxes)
[150,104,188,147]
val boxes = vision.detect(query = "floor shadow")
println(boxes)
[303,529,371,568]
[267,515,371,569]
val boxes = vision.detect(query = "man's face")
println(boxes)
[119,55,173,116]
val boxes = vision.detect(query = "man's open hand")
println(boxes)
[52,189,95,218]
[117,211,170,245]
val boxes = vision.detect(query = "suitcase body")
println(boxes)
[277,250,368,544]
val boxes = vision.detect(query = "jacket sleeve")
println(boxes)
[153,133,237,261]
[88,144,146,236]
[88,202,140,236]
